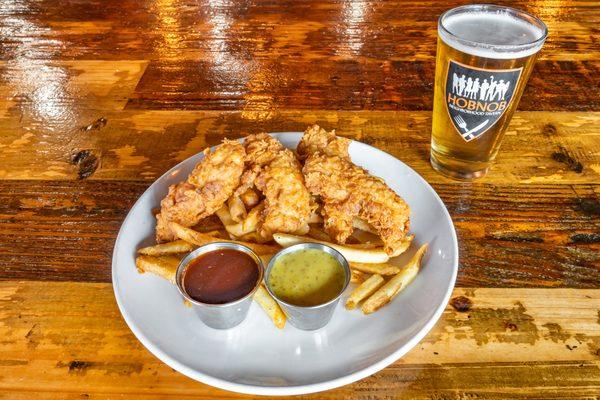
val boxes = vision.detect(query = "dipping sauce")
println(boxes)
[183,249,259,304]
[268,248,346,307]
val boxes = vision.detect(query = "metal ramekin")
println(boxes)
[176,242,264,329]
[264,243,351,331]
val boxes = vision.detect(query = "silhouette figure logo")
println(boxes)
[445,60,522,142]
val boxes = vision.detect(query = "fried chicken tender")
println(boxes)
[299,126,410,255]
[155,140,245,242]
[242,133,312,239]
[297,124,351,160]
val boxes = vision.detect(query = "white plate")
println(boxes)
[112,133,458,396]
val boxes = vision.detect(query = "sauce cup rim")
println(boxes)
[264,243,351,310]
[175,242,264,308]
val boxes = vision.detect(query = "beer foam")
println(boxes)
[440,11,546,59]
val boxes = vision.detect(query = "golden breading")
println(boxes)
[300,126,411,255]
[155,140,245,242]
[243,134,312,239]
[296,124,351,160]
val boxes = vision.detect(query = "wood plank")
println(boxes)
[0,0,596,62]
[0,110,598,184]
[0,180,145,283]
[0,181,597,286]
[437,184,600,288]
[1,1,597,398]
[0,283,598,398]
[0,60,147,116]
[2,363,600,399]
[126,60,600,111]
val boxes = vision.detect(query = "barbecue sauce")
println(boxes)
[183,249,259,304]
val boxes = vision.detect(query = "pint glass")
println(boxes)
[430,5,548,180]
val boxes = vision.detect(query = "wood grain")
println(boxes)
[0,111,598,183]
[0,60,147,114]
[0,58,595,116]
[0,283,598,398]
[0,3,597,112]
[0,0,599,396]
[127,60,600,111]
[0,0,596,63]
[1,180,597,287]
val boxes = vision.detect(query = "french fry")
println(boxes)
[350,269,369,284]
[346,274,385,310]
[227,196,246,222]
[135,254,183,283]
[351,219,413,257]
[222,224,247,238]
[361,243,428,314]
[240,188,260,208]
[238,231,272,244]
[352,218,377,234]
[138,240,195,256]
[171,222,280,255]
[390,234,414,257]
[216,204,261,238]
[216,205,235,225]
[350,226,383,247]
[350,262,400,275]
[273,233,390,263]
[347,242,382,249]
[253,284,286,329]
[216,205,246,237]
[242,203,263,232]
[189,214,226,233]
[204,230,224,238]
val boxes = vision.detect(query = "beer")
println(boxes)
[431,5,548,179]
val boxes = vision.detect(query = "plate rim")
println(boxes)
[112,132,458,396]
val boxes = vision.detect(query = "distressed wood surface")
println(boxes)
[0,283,598,398]
[0,0,597,63]
[0,60,597,113]
[0,0,599,397]
[126,60,600,111]
[0,3,598,112]
[0,111,598,183]
[1,180,598,286]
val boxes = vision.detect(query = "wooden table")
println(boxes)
[0,0,598,397]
